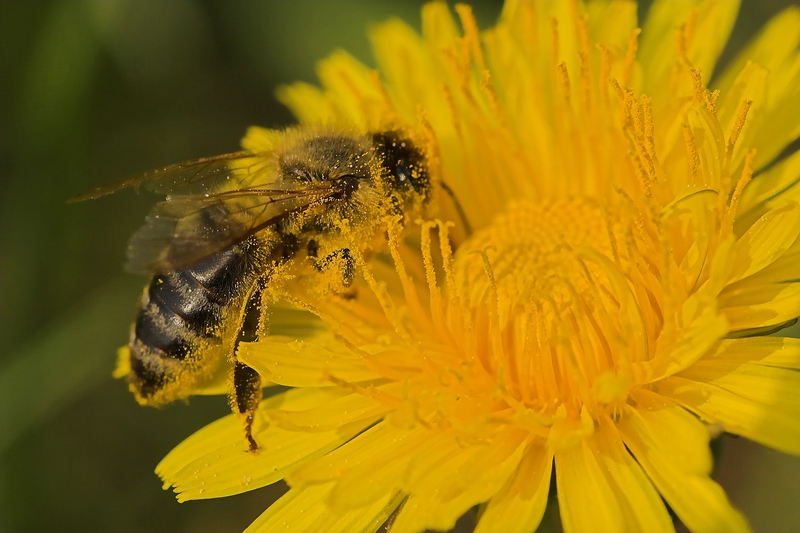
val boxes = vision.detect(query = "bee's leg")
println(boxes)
[315,248,355,288]
[231,281,266,452]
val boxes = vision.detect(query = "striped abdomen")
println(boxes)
[128,236,263,403]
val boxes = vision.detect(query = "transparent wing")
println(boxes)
[68,151,274,202]
[70,150,338,273]
[126,186,335,274]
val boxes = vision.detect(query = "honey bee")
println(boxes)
[73,127,431,451]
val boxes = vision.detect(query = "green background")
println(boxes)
[1,1,798,532]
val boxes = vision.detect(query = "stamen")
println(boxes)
[435,220,458,302]
[641,95,658,165]
[557,62,571,105]
[574,14,592,110]
[550,18,560,71]
[353,246,410,340]
[442,83,461,137]
[623,28,641,87]
[456,4,486,72]
[481,69,504,121]
[726,149,757,225]
[706,89,720,115]
[578,52,592,110]
[609,79,632,129]
[596,44,612,104]
[676,23,689,61]
[682,123,701,184]
[689,68,705,104]
[386,216,428,329]
[478,248,505,378]
[420,221,447,338]
[420,221,443,318]
[727,99,753,159]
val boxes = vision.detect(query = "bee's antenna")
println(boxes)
[438,181,473,236]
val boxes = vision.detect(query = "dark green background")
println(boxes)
[1,1,798,532]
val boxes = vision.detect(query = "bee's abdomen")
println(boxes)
[129,238,261,402]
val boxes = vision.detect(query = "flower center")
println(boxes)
[396,198,655,447]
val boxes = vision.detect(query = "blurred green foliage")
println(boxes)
[1,1,798,532]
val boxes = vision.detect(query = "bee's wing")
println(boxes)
[68,151,273,201]
[126,186,335,274]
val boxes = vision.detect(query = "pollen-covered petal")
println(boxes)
[617,388,749,533]
[156,388,375,502]
[244,483,403,533]
[474,441,553,533]
[238,334,381,387]
[388,429,527,533]
[658,375,800,455]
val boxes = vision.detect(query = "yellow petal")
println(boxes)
[720,281,800,331]
[287,422,428,488]
[726,203,800,284]
[639,0,739,98]
[585,1,638,53]
[370,17,439,125]
[555,439,625,533]
[276,81,336,125]
[420,1,460,53]
[715,7,800,99]
[238,334,381,387]
[245,483,403,533]
[474,442,553,533]
[389,429,526,533]
[742,63,800,169]
[701,337,800,369]
[617,389,750,533]
[266,384,395,432]
[556,414,674,533]
[156,388,373,501]
[633,295,727,384]
[658,375,800,455]
[316,50,389,129]
[679,341,800,415]
[714,7,800,168]
[737,149,800,233]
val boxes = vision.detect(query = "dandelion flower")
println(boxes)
[154,1,800,532]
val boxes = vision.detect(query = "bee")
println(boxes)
[73,127,431,451]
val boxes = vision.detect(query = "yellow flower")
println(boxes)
[155,1,800,532]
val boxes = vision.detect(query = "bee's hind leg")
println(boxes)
[230,280,267,453]
[232,361,261,452]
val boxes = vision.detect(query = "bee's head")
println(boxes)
[279,133,372,189]
[371,132,430,202]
